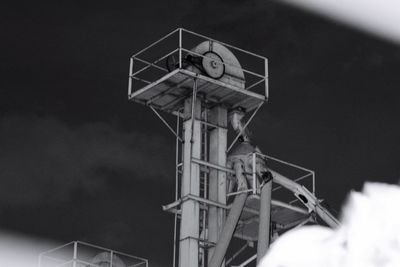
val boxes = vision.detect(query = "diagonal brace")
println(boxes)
[150,106,183,142]
[227,102,264,153]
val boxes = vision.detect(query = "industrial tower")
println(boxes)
[128,28,338,267]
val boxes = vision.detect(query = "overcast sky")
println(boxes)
[1,1,400,266]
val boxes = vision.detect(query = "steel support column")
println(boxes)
[208,106,228,265]
[179,93,202,267]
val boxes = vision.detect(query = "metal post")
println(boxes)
[257,180,272,264]
[265,58,269,99]
[179,28,182,69]
[178,81,201,267]
[173,111,180,267]
[201,106,208,267]
[312,170,316,194]
[128,57,134,96]
[252,153,257,195]
[208,106,228,265]
[110,251,114,267]
[72,241,77,267]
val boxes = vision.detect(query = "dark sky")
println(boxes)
[1,0,400,266]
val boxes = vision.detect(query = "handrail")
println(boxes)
[181,28,267,60]
[131,28,179,57]
[180,48,265,79]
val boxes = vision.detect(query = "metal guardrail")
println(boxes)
[128,28,268,99]
[38,241,148,267]
[188,152,315,202]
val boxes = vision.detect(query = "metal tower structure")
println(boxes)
[128,28,338,267]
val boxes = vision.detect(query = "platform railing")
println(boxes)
[185,152,315,202]
[38,241,148,267]
[253,153,315,194]
[128,28,268,100]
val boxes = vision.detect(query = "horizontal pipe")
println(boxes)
[191,157,235,174]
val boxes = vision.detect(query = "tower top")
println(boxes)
[128,28,268,114]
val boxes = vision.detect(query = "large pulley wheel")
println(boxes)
[202,51,225,79]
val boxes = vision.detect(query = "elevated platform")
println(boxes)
[163,153,318,243]
[235,195,313,242]
[129,68,266,114]
[128,28,268,115]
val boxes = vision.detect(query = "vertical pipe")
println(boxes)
[203,108,209,267]
[312,171,316,194]
[173,111,180,267]
[72,242,77,267]
[179,28,182,69]
[200,106,207,267]
[252,153,257,195]
[264,58,269,99]
[190,79,198,138]
[204,108,208,200]
[110,251,114,267]
[257,180,272,264]
[128,57,134,96]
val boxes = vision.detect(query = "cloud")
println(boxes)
[279,0,400,44]
[0,113,171,206]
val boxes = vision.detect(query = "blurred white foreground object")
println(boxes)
[0,231,56,267]
[259,182,400,267]
[280,0,400,43]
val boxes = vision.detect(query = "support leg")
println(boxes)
[257,180,272,264]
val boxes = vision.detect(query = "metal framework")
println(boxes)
[38,241,148,267]
[128,28,268,114]
[128,28,337,267]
